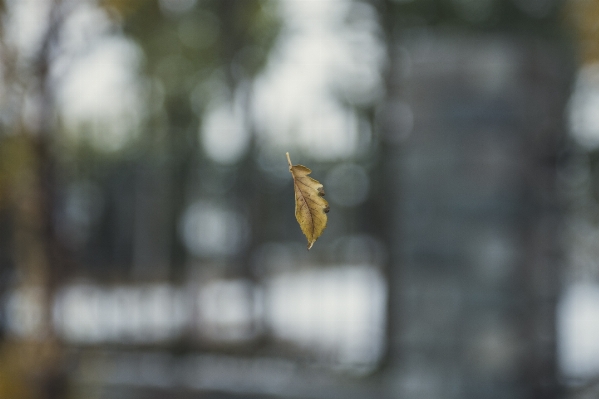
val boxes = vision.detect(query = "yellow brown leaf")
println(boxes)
[287,152,329,250]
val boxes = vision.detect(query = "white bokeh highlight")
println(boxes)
[558,283,599,378]
[56,3,146,152]
[253,0,384,160]
[569,64,599,150]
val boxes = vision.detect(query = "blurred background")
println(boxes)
[0,0,598,398]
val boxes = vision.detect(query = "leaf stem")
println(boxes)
[286,152,292,169]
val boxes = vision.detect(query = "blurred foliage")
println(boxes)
[0,136,38,217]
[48,0,282,281]
[565,0,599,64]
[116,0,280,100]
[100,0,145,18]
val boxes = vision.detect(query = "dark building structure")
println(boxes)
[381,32,572,399]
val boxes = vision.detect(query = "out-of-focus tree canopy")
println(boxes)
[118,0,280,91]
[566,0,599,64]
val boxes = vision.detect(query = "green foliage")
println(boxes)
[119,0,280,97]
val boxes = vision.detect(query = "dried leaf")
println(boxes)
[287,152,329,250]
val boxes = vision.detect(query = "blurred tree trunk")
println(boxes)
[0,1,69,398]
